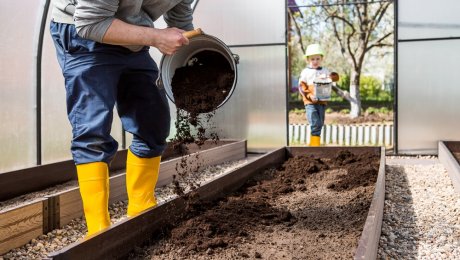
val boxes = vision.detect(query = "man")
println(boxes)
[50,0,194,236]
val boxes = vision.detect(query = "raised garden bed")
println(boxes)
[48,146,385,260]
[0,140,246,256]
[439,141,460,193]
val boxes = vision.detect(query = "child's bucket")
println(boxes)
[158,33,239,113]
[313,78,333,101]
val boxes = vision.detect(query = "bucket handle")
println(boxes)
[183,28,203,39]
[232,53,240,64]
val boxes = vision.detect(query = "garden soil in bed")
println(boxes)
[130,150,379,259]
[445,142,460,165]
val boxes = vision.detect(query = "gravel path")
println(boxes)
[0,159,249,260]
[378,157,460,259]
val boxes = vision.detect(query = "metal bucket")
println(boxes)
[313,78,332,101]
[158,34,239,112]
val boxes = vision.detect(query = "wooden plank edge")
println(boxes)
[354,147,386,260]
[288,146,380,157]
[161,139,239,158]
[0,150,127,201]
[438,141,460,193]
[47,147,286,260]
[0,198,48,255]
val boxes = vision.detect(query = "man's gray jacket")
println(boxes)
[52,0,194,51]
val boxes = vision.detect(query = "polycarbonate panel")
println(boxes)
[399,0,460,40]
[398,40,460,154]
[0,1,41,172]
[193,0,285,46]
[211,46,287,152]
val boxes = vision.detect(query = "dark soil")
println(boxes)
[171,50,235,117]
[130,149,379,259]
[446,142,460,165]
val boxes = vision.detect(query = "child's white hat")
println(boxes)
[305,43,324,58]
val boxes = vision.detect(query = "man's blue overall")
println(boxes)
[50,21,170,164]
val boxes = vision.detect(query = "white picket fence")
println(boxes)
[289,123,393,147]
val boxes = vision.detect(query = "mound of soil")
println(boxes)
[131,149,379,259]
[328,150,380,191]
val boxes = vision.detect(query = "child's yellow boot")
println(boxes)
[126,150,161,217]
[76,162,110,236]
[310,135,321,147]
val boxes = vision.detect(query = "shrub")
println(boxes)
[325,107,334,113]
[360,76,393,102]
[366,107,379,115]
[333,74,393,102]
[379,107,391,114]
[339,108,350,114]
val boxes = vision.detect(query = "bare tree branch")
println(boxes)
[323,4,359,69]
[327,12,355,29]
[288,10,306,54]
[366,31,393,51]
[323,3,347,56]
[346,30,358,70]
[328,15,347,57]
[369,2,391,32]
[354,5,363,56]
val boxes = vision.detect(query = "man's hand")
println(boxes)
[151,28,189,55]
[330,72,340,82]
[102,19,189,54]
[311,95,319,102]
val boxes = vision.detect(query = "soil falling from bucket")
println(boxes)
[169,50,235,196]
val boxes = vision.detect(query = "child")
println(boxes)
[298,43,339,146]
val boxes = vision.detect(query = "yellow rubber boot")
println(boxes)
[126,150,161,217]
[310,136,321,147]
[76,162,110,237]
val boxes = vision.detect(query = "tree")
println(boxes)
[321,0,394,117]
